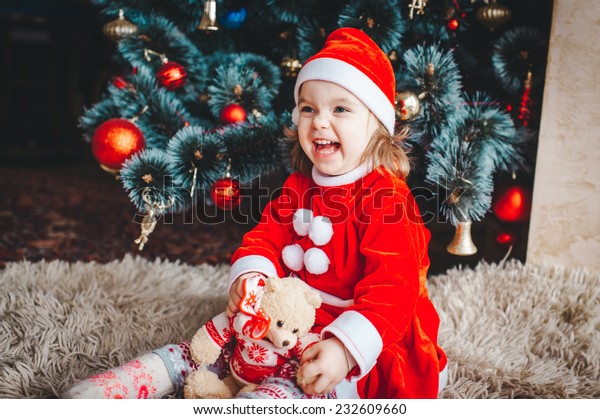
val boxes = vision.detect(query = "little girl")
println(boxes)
[63,27,447,399]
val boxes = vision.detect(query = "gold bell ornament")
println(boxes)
[447,221,478,256]
[198,0,220,32]
[102,9,138,41]
[476,0,511,32]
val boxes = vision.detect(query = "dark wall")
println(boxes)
[0,0,112,164]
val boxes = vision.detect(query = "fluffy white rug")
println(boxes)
[0,255,598,398]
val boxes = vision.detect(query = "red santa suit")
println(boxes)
[229,164,447,398]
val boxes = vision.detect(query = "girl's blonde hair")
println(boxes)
[283,121,411,180]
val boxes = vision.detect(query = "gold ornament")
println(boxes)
[281,57,303,78]
[447,221,478,256]
[408,0,428,20]
[198,0,220,32]
[251,109,263,119]
[233,84,243,97]
[476,0,511,32]
[134,188,175,251]
[395,91,422,121]
[198,92,210,103]
[102,9,138,41]
[99,164,121,180]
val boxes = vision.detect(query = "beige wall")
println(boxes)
[527,0,600,270]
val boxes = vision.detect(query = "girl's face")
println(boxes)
[297,80,379,176]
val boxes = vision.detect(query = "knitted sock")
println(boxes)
[62,343,196,399]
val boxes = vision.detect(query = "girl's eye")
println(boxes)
[334,106,349,113]
[300,106,314,113]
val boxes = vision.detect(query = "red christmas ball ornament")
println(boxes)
[112,76,129,89]
[211,178,241,210]
[157,61,187,90]
[220,103,247,125]
[447,18,459,31]
[496,231,516,245]
[91,118,145,170]
[492,184,532,223]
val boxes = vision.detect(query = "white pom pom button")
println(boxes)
[304,248,330,275]
[308,216,333,246]
[282,244,305,272]
[293,208,314,236]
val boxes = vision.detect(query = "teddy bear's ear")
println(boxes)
[305,289,322,308]
[264,276,281,293]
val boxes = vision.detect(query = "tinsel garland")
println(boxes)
[167,125,228,194]
[403,0,473,46]
[459,91,523,174]
[402,44,463,141]
[265,0,319,25]
[81,67,191,149]
[296,18,329,62]
[425,117,495,225]
[492,26,547,96]
[207,64,277,123]
[121,148,188,212]
[219,114,284,181]
[425,91,525,224]
[337,0,404,54]
[117,15,207,102]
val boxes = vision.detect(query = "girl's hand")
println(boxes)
[297,337,357,395]
[226,272,265,318]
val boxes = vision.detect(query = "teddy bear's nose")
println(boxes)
[282,340,290,347]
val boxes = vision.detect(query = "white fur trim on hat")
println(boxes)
[292,57,396,135]
[293,208,314,236]
[282,244,305,272]
[308,216,333,246]
[304,247,330,275]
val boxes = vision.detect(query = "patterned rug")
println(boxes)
[1,256,598,398]
[0,166,254,267]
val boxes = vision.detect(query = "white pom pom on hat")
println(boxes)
[282,244,305,272]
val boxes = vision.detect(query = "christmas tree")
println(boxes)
[82,0,549,255]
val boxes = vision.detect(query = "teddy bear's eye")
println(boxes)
[277,320,284,327]
[292,328,299,334]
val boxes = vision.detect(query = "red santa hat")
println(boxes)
[291,27,396,135]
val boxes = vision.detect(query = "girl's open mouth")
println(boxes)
[313,139,340,155]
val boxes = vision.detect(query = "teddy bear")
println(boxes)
[183,274,322,399]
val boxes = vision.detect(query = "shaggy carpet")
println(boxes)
[0,256,598,399]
